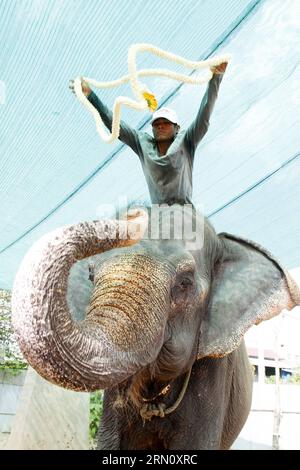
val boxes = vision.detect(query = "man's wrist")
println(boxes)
[87,90,94,101]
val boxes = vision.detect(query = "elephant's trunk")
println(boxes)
[12,214,169,392]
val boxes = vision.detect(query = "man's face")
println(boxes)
[152,118,177,142]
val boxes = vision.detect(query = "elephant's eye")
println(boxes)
[180,277,193,288]
[176,275,194,291]
[171,275,194,304]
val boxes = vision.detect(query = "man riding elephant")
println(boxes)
[69,62,227,206]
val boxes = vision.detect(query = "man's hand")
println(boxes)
[210,62,228,75]
[69,77,92,97]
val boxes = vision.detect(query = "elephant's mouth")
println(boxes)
[113,355,194,424]
[113,366,172,410]
[114,332,196,411]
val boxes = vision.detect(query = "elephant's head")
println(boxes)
[12,205,300,403]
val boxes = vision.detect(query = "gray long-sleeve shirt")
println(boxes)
[88,74,223,205]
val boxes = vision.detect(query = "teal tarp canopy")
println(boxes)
[0,0,299,289]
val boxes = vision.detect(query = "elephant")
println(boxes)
[12,204,300,450]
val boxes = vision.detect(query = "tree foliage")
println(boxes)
[89,391,103,448]
[0,289,27,370]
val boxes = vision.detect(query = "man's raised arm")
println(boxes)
[69,79,141,156]
[184,62,227,157]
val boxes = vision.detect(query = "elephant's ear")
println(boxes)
[197,233,300,358]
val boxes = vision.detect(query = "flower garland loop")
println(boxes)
[74,43,230,143]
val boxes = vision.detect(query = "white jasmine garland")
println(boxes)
[74,43,231,144]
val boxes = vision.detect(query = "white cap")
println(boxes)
[151,107,179,125]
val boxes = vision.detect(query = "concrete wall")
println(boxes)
[0,369,26,447]
[232,383,300,450]
[0,367,90,450]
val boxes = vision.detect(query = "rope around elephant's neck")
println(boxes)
[74,43,230,143]
[139,367,192,422]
